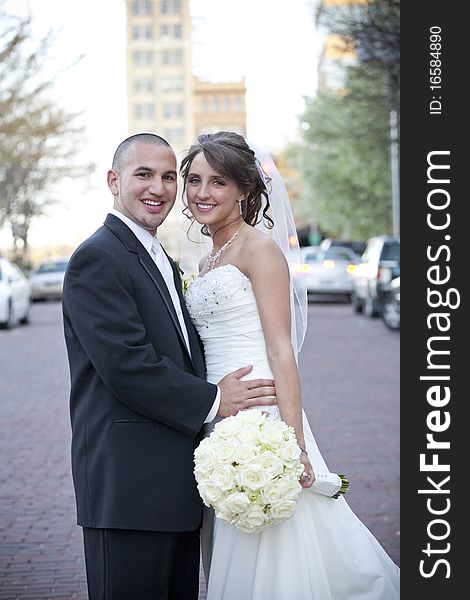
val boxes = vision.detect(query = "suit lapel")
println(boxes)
[104,215,195,367]
[163,248,207,378]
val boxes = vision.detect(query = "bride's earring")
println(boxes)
[239,199,244,217]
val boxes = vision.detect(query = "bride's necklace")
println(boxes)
[205,222,244,271]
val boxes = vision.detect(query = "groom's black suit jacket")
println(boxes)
[62,214,217,532]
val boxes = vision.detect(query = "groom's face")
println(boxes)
[108,142,177,235]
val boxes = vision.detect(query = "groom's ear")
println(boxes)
[107,169,119,196]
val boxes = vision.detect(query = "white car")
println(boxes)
[30,257,69,301]
[299,245,357,301]
[0,257,31,329]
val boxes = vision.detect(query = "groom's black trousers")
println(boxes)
[83,527,200,600]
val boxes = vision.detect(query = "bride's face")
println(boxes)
[185,152,245,230]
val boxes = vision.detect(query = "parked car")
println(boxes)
[299,245,357,301]
[351,236,400,317]
[381,276,400,330]
[30,257,69,301]
[0,257,31,329]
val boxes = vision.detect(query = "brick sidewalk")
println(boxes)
[0,302,399,598]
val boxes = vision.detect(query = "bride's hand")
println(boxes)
[299,453,315,489]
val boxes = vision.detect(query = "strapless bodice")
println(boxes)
[185,264,278,418]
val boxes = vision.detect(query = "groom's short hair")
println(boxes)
[112,133,172,172]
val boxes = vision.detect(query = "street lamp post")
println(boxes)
[389,109,399,237]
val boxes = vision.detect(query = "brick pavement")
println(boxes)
[0,301,399,599]
[299,302,400,565]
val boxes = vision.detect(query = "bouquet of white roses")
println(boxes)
[193,410,304,534]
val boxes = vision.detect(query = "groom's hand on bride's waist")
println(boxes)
[217,365,276,417]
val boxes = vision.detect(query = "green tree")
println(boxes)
[0,5,85,266]
[317,0,400,101]
[294,0,399,239]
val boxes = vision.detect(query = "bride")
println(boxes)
[180,131,400,599]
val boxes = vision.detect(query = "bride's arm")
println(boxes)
[243,236,314,487]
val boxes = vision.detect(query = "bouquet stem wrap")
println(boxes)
[309,472,350,498]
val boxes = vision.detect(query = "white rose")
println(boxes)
[260,479,285,505]
[196,484,211,507]
[210,464,236,491]
[238,464,271,490]
[193,465,211,484]
[210,437,239,463]
[194,438,212,458]
[240,409,265,426]
[269,500,297,522]
[214,498,234,521]
[255,451,285,478]
[278,441,302,465]
[202,482,224,505]
[234,444,259,464]
[216,415,243,437]
[281,478,303,501]
[223,491,251,515]
[238,424,261,445]
[194,449,214,469]
[236,507,267,533]
[259,420,286,448]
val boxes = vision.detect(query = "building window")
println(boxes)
[133,50,154,66]
[134,77,154,93]
[160,0,181,14]
[132,0,153,15]
[163,103,184,118]
[162,49,182,65]
[161,76,183,92]
[164,128,185,145]
[135,103,155,119]
[132,25,153,40]
[160,24,182,39]
[200,98,210,113]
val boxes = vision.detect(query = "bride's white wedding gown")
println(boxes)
[185,264,400,600]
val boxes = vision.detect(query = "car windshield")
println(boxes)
[323,249,356,261]
[36,261,68,274]
[304,250,319,261]
[381,242,400,261]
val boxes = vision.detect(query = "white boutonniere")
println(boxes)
[175,261,195,295]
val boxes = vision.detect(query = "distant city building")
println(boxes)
[125,0,246,257]
[314,0,367,92]
[317,33,357,91]
[193,77,246,138]
[125,0,195,154]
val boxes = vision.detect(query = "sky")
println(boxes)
[1,0,318,248]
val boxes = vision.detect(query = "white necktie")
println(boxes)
[151,238,191,354]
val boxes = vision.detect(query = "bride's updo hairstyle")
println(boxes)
[180,131,274,236]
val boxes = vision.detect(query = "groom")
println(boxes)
[62,133,276,599]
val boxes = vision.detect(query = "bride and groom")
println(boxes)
[63,131,400,599]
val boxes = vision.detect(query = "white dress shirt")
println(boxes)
[109,210,220,422]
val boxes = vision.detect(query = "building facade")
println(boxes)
[125,0,246,257]
[193,77,246,138]
[126,0,194,154]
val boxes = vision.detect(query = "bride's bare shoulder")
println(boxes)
[241,228,288,274]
